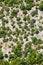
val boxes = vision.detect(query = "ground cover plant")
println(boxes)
[0,0,43,65]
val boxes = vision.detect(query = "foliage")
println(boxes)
[39,1,43,11]
[11,9,19,17]
[0,50,3,59]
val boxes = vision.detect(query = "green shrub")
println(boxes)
[3,38,9,42]
[20,4,26,10]
[0,0,4,2]
[25,0,34,3]
[11,9,19,17]
[39,1,43,11]
[32,37,38,45]
[26,4,32,10]
[4,54,8,58]
[23,15,30,21]
[0,50,3,59]
[28,19,36,25]
[0,2,3,6]
[31,10,38,16]
[32,37,43,45]
[0,30,6,38]
[17,17,20,21]
[23,10,27,15]
[25,42,32,56]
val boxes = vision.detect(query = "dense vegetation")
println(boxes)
[0,0,43,65]
[39,1,43,11]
